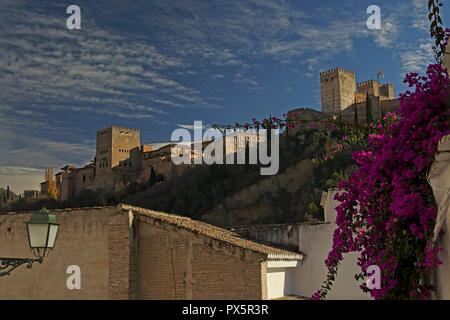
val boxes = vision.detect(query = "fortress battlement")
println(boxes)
[111,126,140,132]
[320,67,355,77]
[97,126,140,133]
[357,80,379,87]
[321,67,396,113]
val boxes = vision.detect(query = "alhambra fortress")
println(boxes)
[41,67,400,202]
[3,53,449,300]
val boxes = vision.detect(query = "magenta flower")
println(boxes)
[315,63,449,300]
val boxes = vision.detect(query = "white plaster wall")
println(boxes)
[430,134,450,299]
[292,189,370,299]
[267,267,294,299]
[292,223,369,299]
[232,189,372,299]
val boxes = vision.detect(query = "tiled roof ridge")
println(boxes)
[118,204,303,260]
[229,221,329,230]
[3,204,303,260]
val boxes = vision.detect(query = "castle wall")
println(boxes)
[285,109,324,136]
[95,126,140,192]
[357,80,380,97]
[320,67,396,116]
[338,71,356,112]
[111,127,140,168]
[379,84,394,99]
[96,128,114,191]
[340,98,399,122]
[73,166,95,196]
[113,168,140,191]
[320,68,356,114]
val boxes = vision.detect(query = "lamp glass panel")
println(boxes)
[47,224,59,248]
[28,224,49,248]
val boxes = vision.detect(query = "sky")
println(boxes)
[0,0,448,194]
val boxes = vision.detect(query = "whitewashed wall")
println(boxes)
[233,189,370,299]
[292,189,370,299]
[266,260,299,299]
[430,135,450,299]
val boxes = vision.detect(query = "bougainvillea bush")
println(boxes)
[312,63,450,300]
[214,0,449,299]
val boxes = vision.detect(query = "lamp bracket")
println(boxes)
[0,257,43,277]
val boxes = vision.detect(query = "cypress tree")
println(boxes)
[6,185,10,201]
[245,140,250,166]
[149,166,157,185]
[366,92,374,124]
[354,101,359,125]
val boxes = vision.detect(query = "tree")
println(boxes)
[45,167,58,200]
[149,166,157,186]
[6,185,10,201]
[365,92,374,124]
[306,201,321,220]
[244,139,250,167]
[354,101,359,125]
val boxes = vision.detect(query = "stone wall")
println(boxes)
[340,97,399,122]
[134,216,266,299]
[0,207,130,299]
[0,206,269,300]
[320,68,356,114]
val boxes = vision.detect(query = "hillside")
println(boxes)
[1,126,359,226]
[120,127,359,226]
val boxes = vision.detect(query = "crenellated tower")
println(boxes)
[320,68,356,114]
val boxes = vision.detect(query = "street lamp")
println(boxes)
[0,208,59,277]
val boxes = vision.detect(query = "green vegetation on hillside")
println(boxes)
[119,125,359,224]
[2,124,359,226]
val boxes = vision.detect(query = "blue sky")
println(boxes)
[0,0,448,193]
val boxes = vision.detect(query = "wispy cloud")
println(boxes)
[399,42,435,74]
[0,0,440,193]
[0,1,221,124]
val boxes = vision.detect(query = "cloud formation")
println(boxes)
[0,0,440,192]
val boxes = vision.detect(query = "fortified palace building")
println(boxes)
[42,126,185,202]
[286,67,399,134]
[41,126,260,202]
[42,68,400,201]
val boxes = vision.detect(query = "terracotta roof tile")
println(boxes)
[119,204,303,260]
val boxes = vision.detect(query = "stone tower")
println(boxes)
[320,68,356,114]
[379,83,394,99]
[95,126,140,191]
